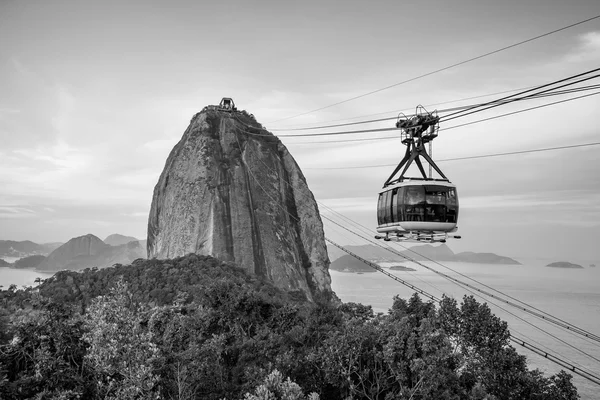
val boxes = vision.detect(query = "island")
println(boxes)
[590,264,596,268]
[389,265,417,271]
[546,261,583,269]
[330,255,377,273]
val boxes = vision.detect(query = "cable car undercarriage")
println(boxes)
[376,106,461,243]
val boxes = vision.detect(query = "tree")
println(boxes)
[82,281,159,399]
[243,370,319,400]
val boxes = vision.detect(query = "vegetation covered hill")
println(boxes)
[546,261,584,269]
[0,254,578,399]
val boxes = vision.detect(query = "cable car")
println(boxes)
[375,106,461,243]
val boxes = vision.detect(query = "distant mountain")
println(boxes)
[42,242,64,252]
[330,255,376,273]
[14,255,46,269]
[104,234,139,246]
[546,261,583,269]
[454,252,521,265]
[326,243,520,265]
[0,259,11,268]
[0,240,46,258]
[37,234,146,271]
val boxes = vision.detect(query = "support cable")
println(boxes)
[267,15,600,124]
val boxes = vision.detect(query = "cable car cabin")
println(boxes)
[376,180,459,242]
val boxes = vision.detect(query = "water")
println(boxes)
[0,266,53,288]
[330,261,600,399]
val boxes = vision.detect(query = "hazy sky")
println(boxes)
[1,0,599,261]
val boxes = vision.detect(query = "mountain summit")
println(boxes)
[147,104,335,302]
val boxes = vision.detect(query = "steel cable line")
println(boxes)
[302,142,600,170]
[271,88,600,138]
[271,82,600,132]
[269,85,538,130]
[232,113,600,349]
[438,70,600,124]
[280,85,600,145]
[267,14,600,124]
[231,114,600,384]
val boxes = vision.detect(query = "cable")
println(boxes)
[271,82,600,132]
[439,70,600,123]
[302,142,600,170]
[274,89,600,140]
[267,15,600,124]
[269,85,538,130]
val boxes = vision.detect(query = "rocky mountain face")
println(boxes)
[147,107,335,302]
[37,234,146,271]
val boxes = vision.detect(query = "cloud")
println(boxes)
[0,206,36,219]
[564,31,600,63]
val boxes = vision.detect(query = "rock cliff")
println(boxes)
[147,106,335,302]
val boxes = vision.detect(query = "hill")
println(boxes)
[146,107,334,302]
[546,261,583,269]
[0,240,46,258]
[14,255,46,269]
[104,234,139,246]
[0,259,11,268]
[327,244,520,265]
[330,254,377,273]
[37,234,145,271]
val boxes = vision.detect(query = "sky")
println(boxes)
[1,0,599,262]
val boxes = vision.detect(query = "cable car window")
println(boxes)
[384,190,392,224]
[396,187,405,222]
[446,188,458,223]
[425,187,446,222]
[391,189,398,221]
[377,193,384,225]
[404,186,425,221]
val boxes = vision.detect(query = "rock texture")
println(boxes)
[147,108,335,302]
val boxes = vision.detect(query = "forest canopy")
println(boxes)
[0,254,579,399]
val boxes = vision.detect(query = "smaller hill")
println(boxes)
[0,240,47,258]
[546,261,583,269]
[0,259,11,267]
[37,234,109,271]
[390,265,417,271]
[104,234,139,246]
[14,255,46,269]
[330,255,376,273]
